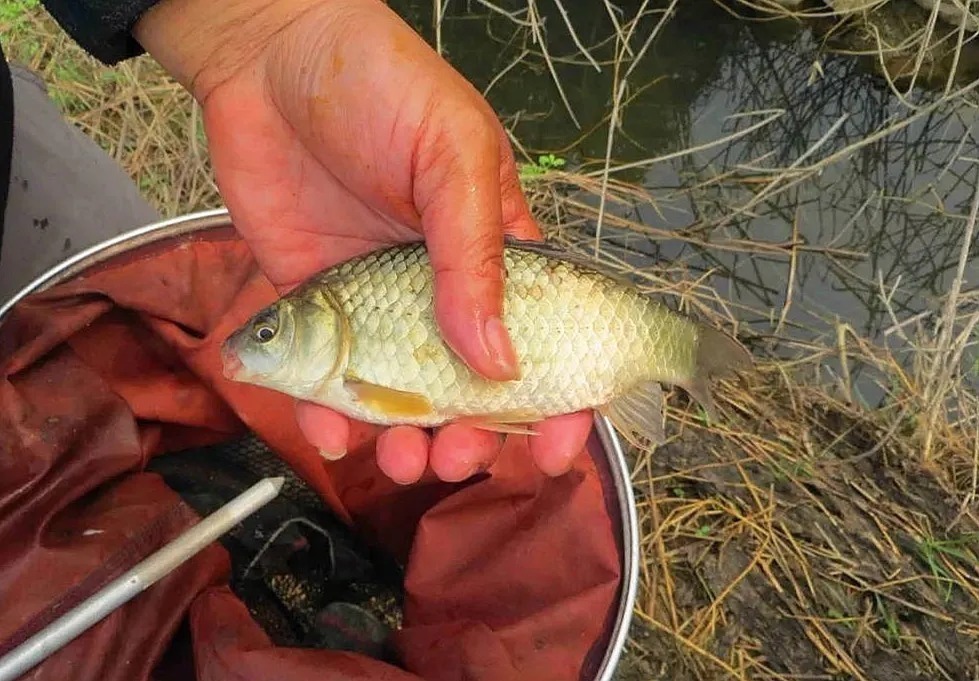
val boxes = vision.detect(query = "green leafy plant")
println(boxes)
[519,153,566,180]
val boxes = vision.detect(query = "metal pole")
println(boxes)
[0,476,285,681]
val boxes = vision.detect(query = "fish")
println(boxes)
[220,236,753,447]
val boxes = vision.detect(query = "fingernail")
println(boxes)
[318,447,347,461]
[483,316,520,380]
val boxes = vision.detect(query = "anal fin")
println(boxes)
[344,377,434,418]
[600,381,666,449]
[455,409,542,436]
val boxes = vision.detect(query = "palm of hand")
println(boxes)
[198,0,593,483]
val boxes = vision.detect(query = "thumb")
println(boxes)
[413,108,521,382]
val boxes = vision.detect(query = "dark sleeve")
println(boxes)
[39,0,164,65]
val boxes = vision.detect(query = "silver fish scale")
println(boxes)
[315,242,701,424]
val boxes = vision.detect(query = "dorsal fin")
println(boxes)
[503,235,641,290]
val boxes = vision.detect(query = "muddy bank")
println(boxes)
[610,373,979,680]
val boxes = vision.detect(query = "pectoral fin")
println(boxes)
[600,381,666,449]
[454,409,542,435]
[344,377,434,418]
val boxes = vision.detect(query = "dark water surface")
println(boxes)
[391,0,979,402]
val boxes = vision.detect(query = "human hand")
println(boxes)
[134,0,594,484]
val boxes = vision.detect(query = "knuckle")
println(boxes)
[416,101,498,178]
[432,238,503,283]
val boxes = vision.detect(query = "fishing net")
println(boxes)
[0,224,626,681]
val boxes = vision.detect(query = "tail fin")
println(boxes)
[682,324,753,422]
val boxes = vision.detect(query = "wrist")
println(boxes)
[132,0,326,101]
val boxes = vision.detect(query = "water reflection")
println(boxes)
[650,22,979,340]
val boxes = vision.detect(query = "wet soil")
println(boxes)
[612,387,979,680]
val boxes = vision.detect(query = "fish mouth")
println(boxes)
[220,339,244,381]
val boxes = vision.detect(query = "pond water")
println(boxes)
[391,0,979,404]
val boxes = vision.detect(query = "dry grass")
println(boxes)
[502,150,979,681]
[459,1,979,678]
[0,1,220,216]
[525,170,979,680]
[6,1,979,680]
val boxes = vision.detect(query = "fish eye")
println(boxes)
[253,323,277,343]
[250,307,279,344]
